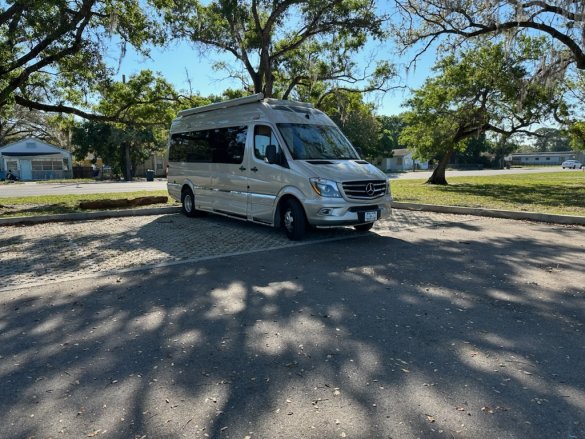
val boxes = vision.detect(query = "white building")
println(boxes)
[380,148,429,172]
[0,138,72,180]
[509,151,585,166]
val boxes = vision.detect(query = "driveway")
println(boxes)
[0,212,584,439]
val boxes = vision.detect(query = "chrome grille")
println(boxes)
[342,180,386,200]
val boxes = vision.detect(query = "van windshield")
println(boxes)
[277,123,359,160]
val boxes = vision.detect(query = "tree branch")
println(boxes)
[0,1,25,26]
[14,95,116,123]
[517,0,585,22]
[1,0,97,76]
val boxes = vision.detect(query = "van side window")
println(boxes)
[210,126,247,164]
[254,125,286,167]
[169,131,211,162]
[169,126,247,164]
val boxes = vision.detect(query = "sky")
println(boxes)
[111,32,437,117]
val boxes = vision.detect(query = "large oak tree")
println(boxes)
[154,0,394,99]
[400,40,559,184]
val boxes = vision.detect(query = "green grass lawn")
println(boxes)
[2,172,584,219]
[391,171,585,216]
[0,190,176,218]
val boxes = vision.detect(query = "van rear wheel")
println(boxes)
[282,199,306,241]
[181,188,197,217]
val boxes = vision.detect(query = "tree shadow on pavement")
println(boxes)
[0,217,584,438]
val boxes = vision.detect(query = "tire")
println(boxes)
[181,188,197,218]
[354,223,374,232]
[282,199,307,241]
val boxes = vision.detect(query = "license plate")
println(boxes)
[364,211,377,222]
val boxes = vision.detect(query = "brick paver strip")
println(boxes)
[0,210,463,291]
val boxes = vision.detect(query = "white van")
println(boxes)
[167,93,392,240]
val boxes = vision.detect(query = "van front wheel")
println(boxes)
[282,199,306,241]
[181,188,197,217]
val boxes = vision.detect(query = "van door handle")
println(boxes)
[239,166,246,171]
[250,167,258,172]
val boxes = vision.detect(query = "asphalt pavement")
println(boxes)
[0,211,584,438]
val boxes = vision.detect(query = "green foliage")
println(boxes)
[0,0,163,115]
[377,114,407,154]
[316,91,380,160]
[561,73,585,152]
[567,122,585,151]
[488,135,520,168]
[454,133,489,164]
[533,128,571,152]
[71,121,163,178]
[95,70,181,127]
[69,72,218,179]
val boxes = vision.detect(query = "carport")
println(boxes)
[0,137,72,180]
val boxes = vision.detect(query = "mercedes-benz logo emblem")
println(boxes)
[365,183,375,196]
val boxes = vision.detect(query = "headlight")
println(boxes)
[310,178,342,198]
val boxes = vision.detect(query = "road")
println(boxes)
[1,167,577,198]
[0,179,168,198]
[388,165,576,180]
[1,211,584,438]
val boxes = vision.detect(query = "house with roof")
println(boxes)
[0,138,72,180]
[380,148,429,172]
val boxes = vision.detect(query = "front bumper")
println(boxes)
[303,195,392,227]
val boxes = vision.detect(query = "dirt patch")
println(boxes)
[79,196,168,209]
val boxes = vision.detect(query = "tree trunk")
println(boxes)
[264,71,273,98]
[426,149,454,185]
[259,45,273,97]
[123,142,133,181]
[253,73,263,94]
[492,135,510,169]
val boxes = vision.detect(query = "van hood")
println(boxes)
[294,159,387,182]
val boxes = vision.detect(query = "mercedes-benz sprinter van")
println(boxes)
[167,93,392,240]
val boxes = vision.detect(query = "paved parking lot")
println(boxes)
[1,210,584,439]
[0,210,465,291]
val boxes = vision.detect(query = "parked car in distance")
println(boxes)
[561,160,583,169]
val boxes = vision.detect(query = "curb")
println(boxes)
[391,202,585,226]
[0,206,181,226]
